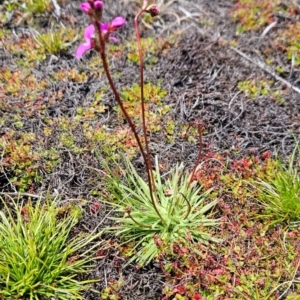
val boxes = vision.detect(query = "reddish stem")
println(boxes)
[94,19,165,224]
[134,9,166,224]
[94,22,145,162]
[134,11,156,196]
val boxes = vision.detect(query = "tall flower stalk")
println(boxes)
[133,1,161,219]
[76,0,165,224]
[134,3,160,179]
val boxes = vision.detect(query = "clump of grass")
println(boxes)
[0,195,102,299]
[105,157,220,267]
[254,145,300,226]
[37,26,78,55]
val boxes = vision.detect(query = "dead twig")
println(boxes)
[0,192,45,199]
[277,259,300,300]
[230,46,300,95]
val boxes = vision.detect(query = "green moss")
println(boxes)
[84,124,139,160]
[0,67,48,100]
[121,82,167,104]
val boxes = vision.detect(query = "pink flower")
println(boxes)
[75,24,95,58]
[111,16,126,28]
[101,16,126,42]
[75,17,126,59]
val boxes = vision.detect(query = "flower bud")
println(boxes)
[94,0,103,10]
[125,206,131,213]
[146,4,159,17]
[80,2,91,13]
[93,0,103,21]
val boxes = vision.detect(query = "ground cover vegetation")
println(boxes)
[0,0,299,299]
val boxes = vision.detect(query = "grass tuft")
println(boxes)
[104,156,220,267]
[0,195,102,300]
[254,144,300,226]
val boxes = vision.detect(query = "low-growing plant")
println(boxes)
[253,144,300,226]
[126,36,161,64]
[237,77,285,104]
[0,131,61,191]
[230,0,280,32]
[0,195,103,299]
[106,156,220,266]
[275,23,300,67]
[233,271,281,300]
[0,67,48,99]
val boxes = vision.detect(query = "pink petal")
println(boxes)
[109,36,118,42]
[111,16,125,29]
[84,24,95,40]
[80,2,91,13]
[75,42,92,59]
[100,22,109,34]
